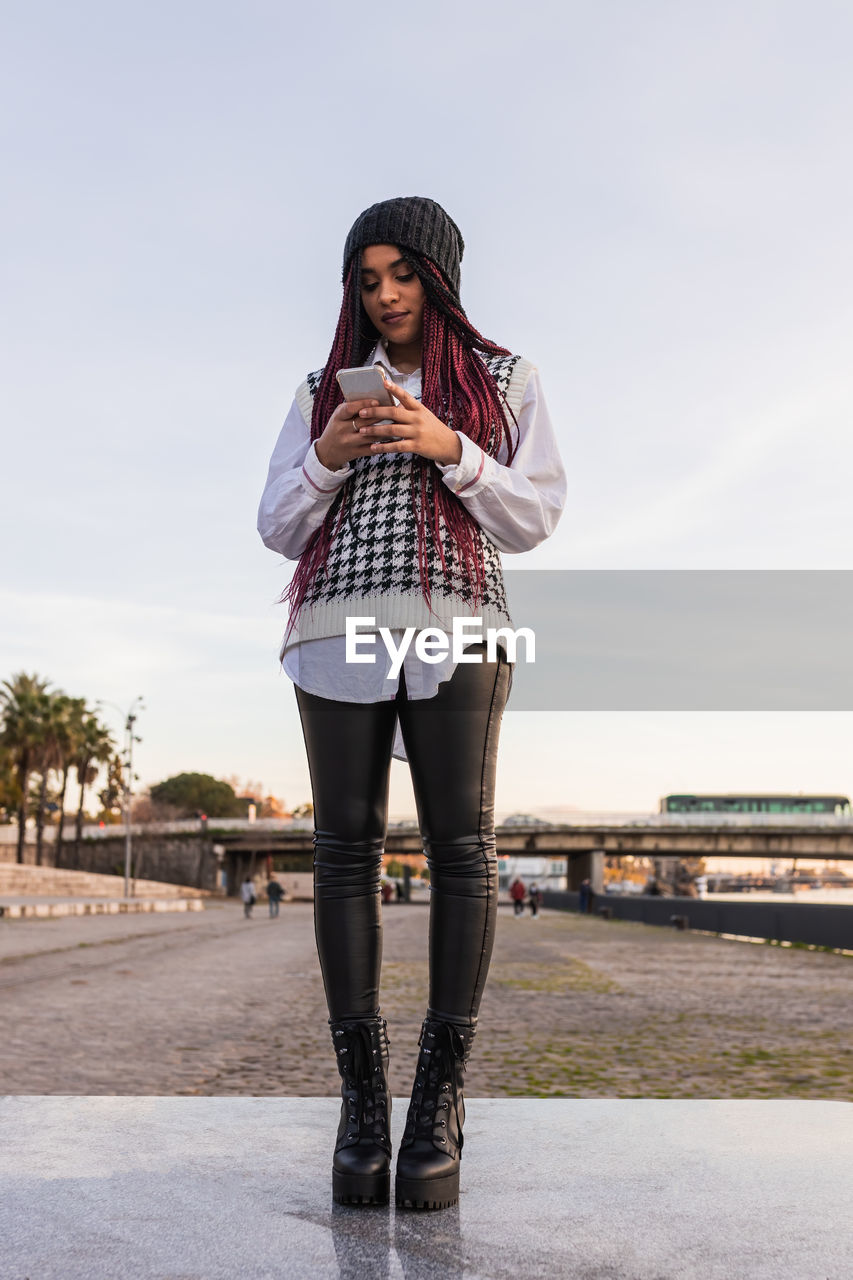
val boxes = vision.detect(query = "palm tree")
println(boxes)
[0,743,18,824]
[0,673,52,864]
[71,713,115,864]
[33,689,73,866]
[53,697,87,869]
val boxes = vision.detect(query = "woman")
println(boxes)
[258,196,566,1209]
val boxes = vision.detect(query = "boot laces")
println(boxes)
[333,1020,390,1153]
[406,1021,467,1151]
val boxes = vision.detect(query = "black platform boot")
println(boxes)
[329,1016,392,1205]
[395,1018,474,1210]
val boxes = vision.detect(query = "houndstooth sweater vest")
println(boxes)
[283,353,534,654]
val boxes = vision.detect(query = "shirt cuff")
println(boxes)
[300,441,352,498]
[435,432,488,495]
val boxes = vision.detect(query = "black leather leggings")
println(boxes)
[294,643,511,1028]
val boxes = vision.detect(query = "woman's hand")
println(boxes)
[354,379,463,466]
[315,398,385,471]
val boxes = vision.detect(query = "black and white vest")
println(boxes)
[284,353,534,652]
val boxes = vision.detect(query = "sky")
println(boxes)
[2,0,852,818]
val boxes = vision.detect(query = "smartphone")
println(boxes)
[336,365,397,439]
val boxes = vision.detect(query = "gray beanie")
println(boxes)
[342,196,465,296]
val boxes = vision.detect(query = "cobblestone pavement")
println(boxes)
[1,903,851,1099]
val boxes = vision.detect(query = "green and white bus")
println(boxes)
[660,794,851,817]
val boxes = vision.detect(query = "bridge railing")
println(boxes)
[3,810,852,847]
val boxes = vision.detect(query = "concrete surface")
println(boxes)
[1,1097,850,1279]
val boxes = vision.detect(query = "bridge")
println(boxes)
[212,817,853,892]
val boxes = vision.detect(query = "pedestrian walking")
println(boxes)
[510,876,527,917]
[528,882,542,918]
[578,877,591,914]
[258,196,566,1211]
[266,878,285,918]
[240,876,256,919]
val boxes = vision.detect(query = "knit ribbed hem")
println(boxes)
[295,377,316,429]
[501,357,534,419]
[280,591,514,659]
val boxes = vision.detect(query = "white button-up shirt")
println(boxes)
[258,341,566,759]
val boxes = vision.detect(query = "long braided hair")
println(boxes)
[282,249,519,639]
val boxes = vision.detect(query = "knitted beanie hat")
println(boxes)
[343,196,465,296]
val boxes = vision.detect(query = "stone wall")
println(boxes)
[543,889,853,950]
[15,834,220,892]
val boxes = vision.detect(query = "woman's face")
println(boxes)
[359,243,425,349]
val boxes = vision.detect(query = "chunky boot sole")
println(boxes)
[333,1168,390,1206]
[395,1167,460,1210]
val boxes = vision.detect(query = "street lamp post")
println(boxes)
[98,697,145,898]
[121,702,144,897]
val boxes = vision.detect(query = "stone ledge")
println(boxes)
[0,897,207,919]
[0,861,210,900]
[1,1097,850,1279]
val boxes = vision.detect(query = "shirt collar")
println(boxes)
[367,339,421,380]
